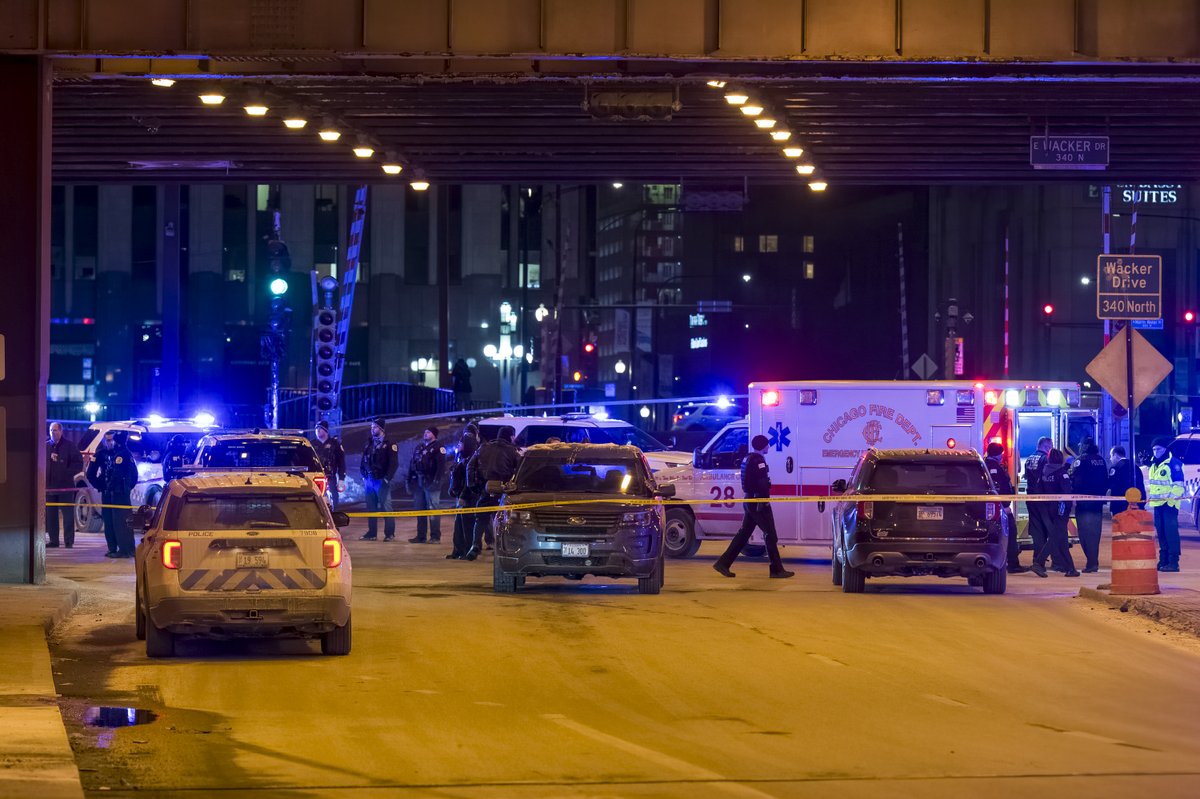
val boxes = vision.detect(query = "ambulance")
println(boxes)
[656,380,1095,558]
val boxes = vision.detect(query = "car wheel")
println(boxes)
[742,544,767,559]
[638,557,664,595]
[664,509,700,559]
[321,613,352,655]
[831,546,843,586]
[145,486,162,508]
[842,559,866,593]
[134,578,146,641]
[74,485,102,533]
[982,567,1007,595]
[145,618,175,658]
[493,555,519,593]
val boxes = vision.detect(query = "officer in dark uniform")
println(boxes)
[1070,441,1108,573]
[359,417,398,541]
[162,434,189,484]
[407,425,446,543]
[713,434,794,579]
[313,420,347,509]
[1022,436,1058,572]
[86,430,138,558]
[46,422,83,548]
[984,441,1024,573]
[1107,445,1145,514]
[464,425,520,561]
[446,423,481,559]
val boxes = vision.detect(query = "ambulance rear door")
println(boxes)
[756,388,805,543]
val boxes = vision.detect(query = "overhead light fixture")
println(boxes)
[150,78,175,88]
[724,87,749,105]
[612,182,624,189]
[318,128,341,142]
[809,181,828,192]
[795,163,816,175]
[739,104,764,116]
[352,145,375,158]
[706,79,727,89]
[198,91,226,106]
[754,117,777,129]
[410,179,430,191]
[243,103,269,116]
[283,117,307,129]
[770,130,792,141]
[381,163,403,175]
[782,146,804,158]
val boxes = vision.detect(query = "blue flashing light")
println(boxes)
[192,411,216,428]
[83,401,101,414]
[716,395,732,409]
[147,413,166,427]
[269,277,289,296]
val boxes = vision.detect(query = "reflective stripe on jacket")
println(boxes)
[1147,456,1185,509]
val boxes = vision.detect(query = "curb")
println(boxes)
[1079,586,1200,637]
[40,577,81,634]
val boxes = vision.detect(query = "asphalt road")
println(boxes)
[48,521,1200,798]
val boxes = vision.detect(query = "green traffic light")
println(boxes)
[269,277,289,296]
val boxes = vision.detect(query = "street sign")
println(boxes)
[1097,254,1162,320]
[1030,135,1109,170]
[1131,319,1164,330]
[1084,327,1172,410]
[911,353,937,380]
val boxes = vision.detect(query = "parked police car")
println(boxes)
[132,472,353,657]
[190,431,330,497]
[477,413,692,472]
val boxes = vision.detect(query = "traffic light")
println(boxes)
[313,307,338,414]
[580,330,599,385]
[1185,310,1196,323]
[1042,303,1054,316]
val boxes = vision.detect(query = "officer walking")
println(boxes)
[407,426,446,544]
[45,422,83,548]
[1023,436,1059,571]
[984,441,1024,573]
[1147,437,1185,572]
[313,420,347,509]
[85,430,138,558]
[1108,445,1146,514]
[446,423,480,559]
[712,434,794,579]
[1070,442,1109,573]
[1031,448,1079,578]
[359,418,399,541]
[464,425,520,561]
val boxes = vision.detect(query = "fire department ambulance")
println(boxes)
[657,380,1094,558]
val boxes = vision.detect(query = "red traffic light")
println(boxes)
[1042,304,1054,316]
[1185,310,1196,323]
[583,342,595,353]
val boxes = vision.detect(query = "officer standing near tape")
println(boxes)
[407,426,445,544]
[314,421,347,509]
[1147,437,1185,572]
[984,442,1024,574]
[713,434,794,579]
[359,418,398,541]
[45,422,83,548]
[464,425,520,561]
[86,430,138,558]
[1023,436,1059,570]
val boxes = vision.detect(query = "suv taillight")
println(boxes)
[313,474,328,496]
[323,538,342,568]
[985,502,998,521]
[857,501,874,520]
[162,540,181,570]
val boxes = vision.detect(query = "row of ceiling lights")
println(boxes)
[706,80,827,192]
[148,78,430,190]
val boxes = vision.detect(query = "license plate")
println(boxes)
[916,506,944,521]
[561,543,589,558]
[236,553,269,569]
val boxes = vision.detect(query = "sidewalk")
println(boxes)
[0,576,84,799]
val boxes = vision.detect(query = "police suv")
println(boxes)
[477,413,692,473]
[132,472,353,657]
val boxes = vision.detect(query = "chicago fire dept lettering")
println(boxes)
[823,403,922,447]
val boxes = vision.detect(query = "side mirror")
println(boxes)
[831,479,848,493]
[128,505,152,531]
[656,483,676,498]
[692,447,705,469]
[331,511,350,528]
[486,480,506,495]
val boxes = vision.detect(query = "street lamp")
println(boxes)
[484,301,524,405]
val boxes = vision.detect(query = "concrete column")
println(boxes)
[279,186,315,390]
[186,184,224,410]
[0,56,51,583]
[461,186,502,277]
[367,185,406,382]
[95,185,134,403]
[159,185,182,413]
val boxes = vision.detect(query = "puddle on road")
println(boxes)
[85,706,158,728]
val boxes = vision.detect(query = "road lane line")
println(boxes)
[542,713,779,799]
[923,694,969,707]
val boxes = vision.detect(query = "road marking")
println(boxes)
[474,701,505,707]
[543,714,779,799]
[806,654,845,667]
[923,694,968,707]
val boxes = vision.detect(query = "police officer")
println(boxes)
[1032,448,1079,578]
[85,430,138,558]
[446,423,481,559]
[712,434,794,579]
[359,417,399,541]
[464,425,520,561]
[1147,437,1185,572]
[313,420,347,509]
[45,422,83,548]
[407,426,446,544]
[162,434,189,484]
[1108,445,1146,514]
[1070,442,1108,573]
[1023,436,1062,573]
[984,442,1023,573]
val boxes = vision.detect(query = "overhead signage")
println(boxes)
[689,337,709,350]
[1096,254,1162,320]
[1131,319,1164,330]
[1030,136,1109,170]
[688,313,708,328]
[1118,184,1181,204]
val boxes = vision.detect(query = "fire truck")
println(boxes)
[656,380,1095,558]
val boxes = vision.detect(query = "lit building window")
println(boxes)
[759,235,778,252]
[733,235,744,252]
[804,261,815,280]
[803,235,815,253]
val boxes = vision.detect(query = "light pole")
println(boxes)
[485,301,524,405]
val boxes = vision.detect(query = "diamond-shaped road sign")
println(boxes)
[911,353,938,380]
[1085,327,1172,410]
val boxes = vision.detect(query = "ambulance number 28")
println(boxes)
[709,485,736,508]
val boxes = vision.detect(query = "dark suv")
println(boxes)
[488,444,673,594]
[830,448,1009,594]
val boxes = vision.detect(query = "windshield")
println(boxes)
[866,462,992,495]
[127,432,202,464]
[593,426,667,452]
[198,440,320,470]
[513,458,646,494]
[164,494,329,530]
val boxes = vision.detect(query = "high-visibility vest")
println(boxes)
[1147,457,1185,509]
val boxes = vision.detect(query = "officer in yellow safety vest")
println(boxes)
[1147,437,1185,573]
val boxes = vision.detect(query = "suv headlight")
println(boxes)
[506,510,533,525]
[621,510,653,525]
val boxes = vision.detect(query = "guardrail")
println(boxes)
[275,382,457,428]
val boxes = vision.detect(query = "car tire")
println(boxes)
[664,509,700,559]
[842,559,866,593]
[493,555,519,593]
[135,578,146,641]
[831,546,843,586]
[75,485,102,533]
[145,618,175,658]
[742,544,767,559]
[638,557,664,595]
[981,566,1007,595]
[321,614,352,656]
[145,486,162,508]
